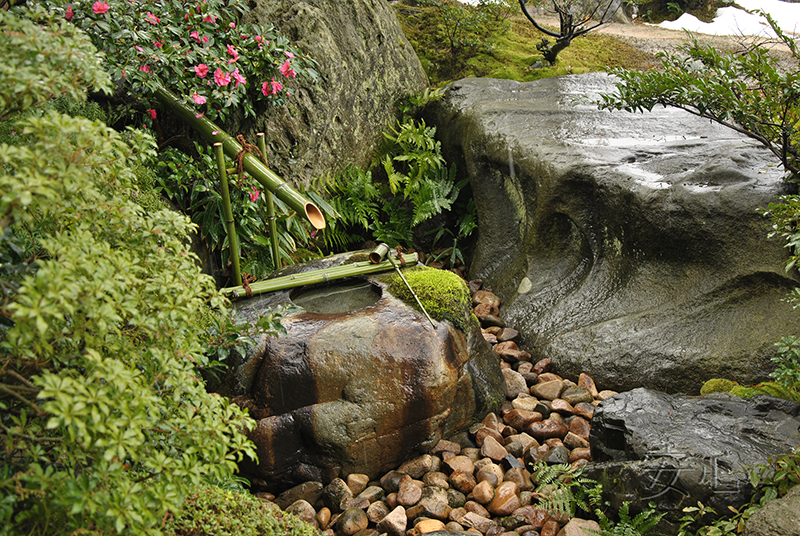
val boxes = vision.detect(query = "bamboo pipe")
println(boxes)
[153,85,326,230]
[214,143,242,286]
[222,253,419,299]
[256,132,282,268]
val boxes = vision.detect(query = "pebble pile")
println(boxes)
[256,280,618,536]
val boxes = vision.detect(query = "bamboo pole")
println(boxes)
[214,142,242,286]
[222,253,419,299]
[256,132,282,269]
[153,85,325,230]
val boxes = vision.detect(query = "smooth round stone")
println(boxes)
[569,416,591,440]
[511,395,540,412]
[399,454,435,479]
[286,499,317,527]
[473,290,501,308]
[532,358,551,374]
[481,435,509,461]
[573,402,595,420]
[505,440,524,458]
[487,481,521,516]
[472,480,496,504]
[445,455,476,475]
[569,447,592,463]
[530,380,564,401]
[527,419,568,441]
[542,445,570,465]
[476,426,505,446]
[346,474,370,497]
[563,431,590,450]
[503,409,543,430]
[597,389,619,401]
[503,466,533,491]
[376,505,407,536]
[318,507,332,529]
[541,519,560,536]
[560,385,594,406]
[544,438,564,449]
[398,476,423,506]
[416,519,446,533]
[446,521,465,532]
[476,470,500,487]
[423,471,450,489]
[335,508,369,536]
[450,470,477,494]
[578,373,600,398]
[464,500,491,517]
[550,399,575,414]
[366,501,390,524]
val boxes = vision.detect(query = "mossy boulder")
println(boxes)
[701,378,800,403]
[700,378,736,395]
[385,266,474,332]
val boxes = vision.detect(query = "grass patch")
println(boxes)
[395,6,658,87]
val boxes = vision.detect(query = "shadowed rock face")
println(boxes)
[222,255,505,491]
[426,73,799,394]
[233,0,428,188]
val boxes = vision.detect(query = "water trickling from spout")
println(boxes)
[508,146,516,179]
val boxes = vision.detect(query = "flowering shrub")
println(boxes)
[46,0,317,123]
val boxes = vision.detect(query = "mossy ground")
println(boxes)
[395,8,658,87]
[384,266,474,332]
[700,378,800,403]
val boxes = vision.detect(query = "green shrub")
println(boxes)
[165,485,321,536]
[0,7,256,534]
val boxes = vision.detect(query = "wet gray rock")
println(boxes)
[426,73,799,393]
[224,253,505,491]
[235,0,428,188]
[586,388,800,529]
[743,483,800,536]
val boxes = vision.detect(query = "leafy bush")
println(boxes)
[0,6,257,534]
[529,461,602,519]
[39,0,317,124]
[590,501,667,536]
[165,484,321,536]
[155,143,314,281]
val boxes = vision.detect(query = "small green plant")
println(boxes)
[165,484,322,536]
[591,501,667,536]
[155,143,313,281]
[530,461,603,519]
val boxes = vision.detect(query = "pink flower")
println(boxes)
[65,5,73,19]
[279,60,296,78]
[202,14,215,22]
[285,51,295,59]
[146,11,160,24]
[192,93,206,104]
[139,64,152,73]
[249,187,260,202]
[194,64,209,78]
[148,109,157,119]
[231,68,246,88]
[226,44,239,63]
[214,68,231,86]
[229,22,236,29]
[254,35,263,44]
[92,1,109,14]
[153,41,163,48]
[190,30,200,42]
[262,77,283,96]
[135,45,144,53]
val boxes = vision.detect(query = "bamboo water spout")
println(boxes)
[154,85,325,230]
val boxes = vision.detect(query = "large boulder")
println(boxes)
[586,388,800,531]
[221,254,505,491]
[234,0,429,188]
[426,74,799,394]
[743,483,800,536]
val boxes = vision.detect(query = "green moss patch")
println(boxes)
[701,378,800,403]
[386,266,473,332]
[166,485,321,536]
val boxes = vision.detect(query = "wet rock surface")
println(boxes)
[586,388,800,529]
[224,254,506,489]
[425,73,799,393]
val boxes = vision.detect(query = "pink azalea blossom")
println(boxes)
[153,41,163,48]
[254,35,263,44]
[190,30,200,42]
[146,11,160,24]
[231,68,246,88]
[229,22,236,29]
[214,68,231,86]
[192,93,206,104]
[262,77,283,96]
[249,187,260,202]
[65,5,74,19]
[202,14,215,22]
[202,36,209,44]
[279,60,296,78]
[285,51,295,58]
[226,44,239,63]
[92,1,110,14]
[139,64,152,73]
[148,109,157,119]
[135,45,144,53]
[194,64,209,78]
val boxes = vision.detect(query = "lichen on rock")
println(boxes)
[384,266,474,332]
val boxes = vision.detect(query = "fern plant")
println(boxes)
[531,461,603,519]
[590,502,667,536]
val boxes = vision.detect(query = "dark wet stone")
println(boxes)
[542,446,570,465]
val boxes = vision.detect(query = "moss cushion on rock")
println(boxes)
[385,266,474,332]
